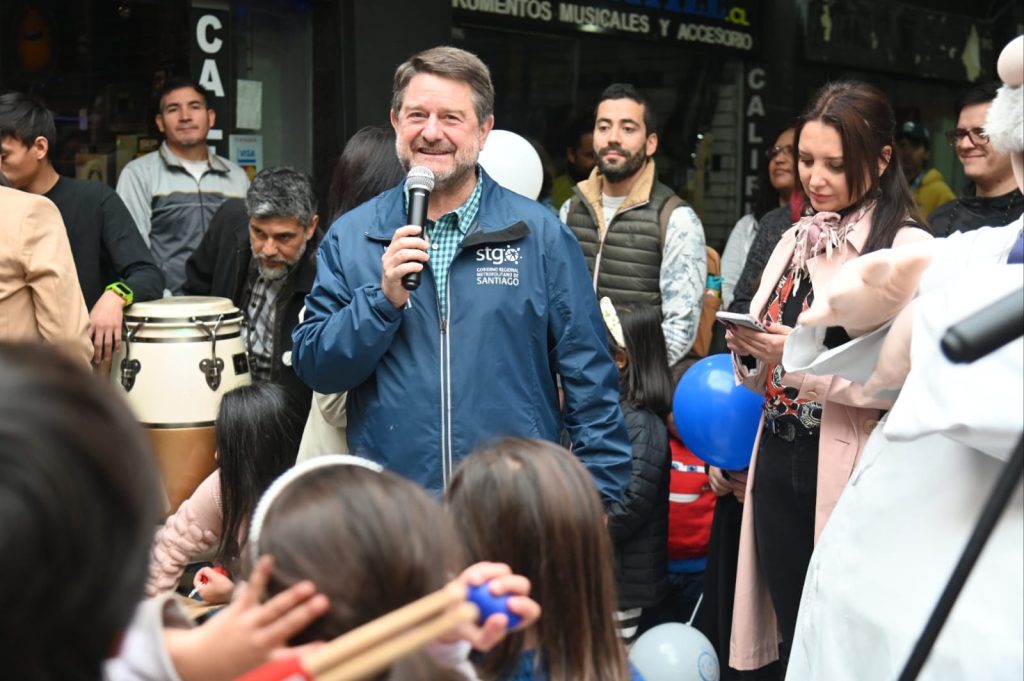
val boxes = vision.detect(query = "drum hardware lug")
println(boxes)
[120,322,143,392]
[192,314,226,391]
[199,358,225,390]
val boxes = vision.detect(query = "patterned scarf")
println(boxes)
[791,201,873,288]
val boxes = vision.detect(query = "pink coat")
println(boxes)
[145,472,223,596]
[728,212,932,669]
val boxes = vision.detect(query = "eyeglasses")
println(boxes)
[944,127,989,147]
[766,144,793,161]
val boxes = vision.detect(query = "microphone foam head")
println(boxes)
[406,166,435,192]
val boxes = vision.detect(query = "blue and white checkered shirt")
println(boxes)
[405,172,482,320]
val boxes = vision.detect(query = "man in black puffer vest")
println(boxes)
[559,84,707,369]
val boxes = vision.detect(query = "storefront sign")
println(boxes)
[741,63,766,215]
[452,0,759,54]
[190,5,231,152]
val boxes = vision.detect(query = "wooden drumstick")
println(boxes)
[316,601,479,681]
[236,580,479,681]
[305,580,469,675]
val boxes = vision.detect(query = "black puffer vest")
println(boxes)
[565,180,680,306]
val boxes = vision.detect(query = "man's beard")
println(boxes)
[253,238,306,281]
[396,135,481,191]
[596,144,647,183]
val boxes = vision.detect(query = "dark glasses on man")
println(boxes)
[944,127,989,146]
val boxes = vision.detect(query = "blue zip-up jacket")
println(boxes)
[291,171,631,504]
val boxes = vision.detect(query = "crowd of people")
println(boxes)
[0,34,1021,681]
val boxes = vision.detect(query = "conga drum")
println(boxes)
[111,296,251,514]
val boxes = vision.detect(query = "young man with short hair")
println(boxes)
[116,77,249,294]
[0,92,150,363]
[560,83,707,367]
[928,82,1024,236]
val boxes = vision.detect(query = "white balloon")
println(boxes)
[629,623,720,681]
[478,129,544,200]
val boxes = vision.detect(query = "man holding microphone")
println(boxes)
[291,46,630,504]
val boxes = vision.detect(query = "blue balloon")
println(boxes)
[673,353,763,470]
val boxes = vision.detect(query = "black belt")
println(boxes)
[764,417,819,443]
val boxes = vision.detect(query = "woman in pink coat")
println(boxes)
[723,81,932,673]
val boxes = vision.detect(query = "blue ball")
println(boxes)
[467,582,521,629]
[673,353,763,470]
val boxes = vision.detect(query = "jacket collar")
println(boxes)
[575,159,657,232]
[291,233,320,293]
[365,168,526,241]
[158,141,232,174]
[959,186,1023,208]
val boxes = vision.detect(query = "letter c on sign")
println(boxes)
[197,14,223,54]
[747,67,765,91]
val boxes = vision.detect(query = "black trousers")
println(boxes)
[752,429,819,669]
[699,493,783,681]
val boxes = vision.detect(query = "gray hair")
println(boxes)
[391,46,495,125]
[245,167,317,225]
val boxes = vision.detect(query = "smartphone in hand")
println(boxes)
[716,311,768,333]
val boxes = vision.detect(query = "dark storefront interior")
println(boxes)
[2,0,1020,231]
[455,23,726,198]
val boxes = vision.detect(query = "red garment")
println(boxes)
[667,435,716,560]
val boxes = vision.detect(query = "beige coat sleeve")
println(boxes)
[19,195,93,365]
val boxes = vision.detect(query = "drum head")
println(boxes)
[125,296,240,323]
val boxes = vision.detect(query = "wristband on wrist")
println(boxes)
[104,281,134,306]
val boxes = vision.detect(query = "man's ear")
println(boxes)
[306,214,319,239]
[207,107,216,128]
[478,114,495,147]
[155,114,165,134]
[614,348,628,370]
[31,136,49,161]
[645,132,659,158]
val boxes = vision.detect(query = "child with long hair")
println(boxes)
[146,381,303,598]
[249,455,540,680]
[600,300,672,643]
[447,438,642,681]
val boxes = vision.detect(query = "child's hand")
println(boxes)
[709,466,747,502]
[167,555,329,681]
[193,566,234,604]
[452,561,541,652]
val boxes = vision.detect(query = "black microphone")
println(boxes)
[402,166,435,291]
[941,286,1024,364]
